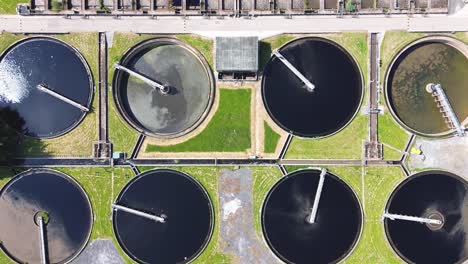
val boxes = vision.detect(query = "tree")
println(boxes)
[345,0,357,12]
[0,107,25,165]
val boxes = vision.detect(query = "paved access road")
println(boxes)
[0,14,467,35]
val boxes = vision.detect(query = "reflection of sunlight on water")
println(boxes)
[269,182,319,241]
[423,186,468,258]
[0,189,77,263]
[0,59,29,104]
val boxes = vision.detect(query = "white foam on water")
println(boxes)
[0,59,29,104]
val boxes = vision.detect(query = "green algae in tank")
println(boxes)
[388,42,468,135]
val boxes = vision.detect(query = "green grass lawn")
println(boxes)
[383,146,403,160]
[455,32,468,43]
[263,122,280,153]
[55,167,135,264]
[259,33,368,80]
[251,166,283,239]
[0,0,26,14]
[0,33,99,157]
[327,32,368,85]
[379,31,425,87]
[259,34,296,70]
[344,166,405,264]
[285,114,367,159]
[107,90,140,155]
[378,111,410,160]
[378,113,409,151]
[177,34,214,68]
[146,89,251,153]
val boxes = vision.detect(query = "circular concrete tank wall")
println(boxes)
[386,36,468,137]
[112,169,213,264]
[262,169,363,264]
[0,37,93,139]
[113,37,215,138]
[262,37,363,138]
[0,169,93,264]
[384,170,468,263]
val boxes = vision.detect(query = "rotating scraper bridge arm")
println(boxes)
[112,204,166,223]
[114,63,170,95]
[382,212,442,225]
[37,84,89,112]
[272,50,315,92]
[37,215,48,264]
[426,83,465,137]
[308,168,327,224]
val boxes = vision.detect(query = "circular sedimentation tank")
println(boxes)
[262,37,363,138]
[384,170,468,264]
[386,36,468,136]
[0,37,93,138]
[113,37,215,138]
[262,169,363,264]
[112,169,213,264]
[0,169,93,264]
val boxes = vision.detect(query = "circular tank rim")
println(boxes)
[112,37,216,139]
[261,36,365,139]
[0,36,95,139]
[383,35,468,138]
[260,167,364,264]
[383,169,468,264]
[111,168,215,264]
[0,168,94,264]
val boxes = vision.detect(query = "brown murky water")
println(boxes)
[388,42,468,135]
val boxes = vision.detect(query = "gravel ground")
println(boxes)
[219,168,280,264]
[408,136,468,179]
[72,239,124,264]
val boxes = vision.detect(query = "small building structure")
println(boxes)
[215,36,259,80]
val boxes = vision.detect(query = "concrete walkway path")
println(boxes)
[219,168,280,264]
[0,14,467,36]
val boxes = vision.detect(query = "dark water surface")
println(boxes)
[113,169,213,264]
[262,38,363,137]
[388,42,468,135]
[262,169,362,264]
[0,169,93,264]
[114,39,213,137]
[385,171,468,264]
[0,37,93,138]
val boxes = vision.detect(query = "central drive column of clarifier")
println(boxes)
[307,168,327,224]
[37,84,89,112]
[383,212,442,225]
[114,63,170,95]
[426,83,465,137]
[112,204,166,223]
[36,215,48,264]
[272,50,315,92]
